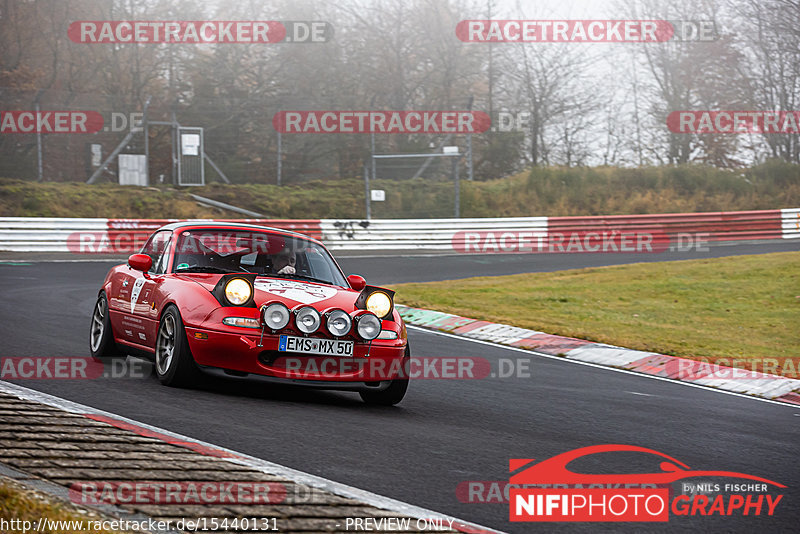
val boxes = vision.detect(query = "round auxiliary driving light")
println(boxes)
[224,278,252,305]
[262,302,290,330]
[326,309,352,337]
[356,312,381,341]
[295,306,321,334]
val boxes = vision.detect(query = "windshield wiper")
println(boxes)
[175,266,238,274]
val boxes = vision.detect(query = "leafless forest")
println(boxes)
[1,0,799,183]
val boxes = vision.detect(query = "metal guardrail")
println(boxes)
[0,210,797,253]
[546,210,785,243]
[320,217,548,250]
[188,194,265,217]
[782,208,800,239]
[0,218,322,253]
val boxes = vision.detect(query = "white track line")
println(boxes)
[407,325,798,409]
[0,380,504,534]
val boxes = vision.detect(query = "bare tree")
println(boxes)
[731,0,800,162]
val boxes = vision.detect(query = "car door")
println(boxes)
[120,230,172,348]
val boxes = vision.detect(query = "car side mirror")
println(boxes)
[128,253,152,273]
[347,274,366,291]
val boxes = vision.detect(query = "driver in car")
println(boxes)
[271,247,296,274]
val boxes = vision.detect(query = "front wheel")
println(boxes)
[359,346,410,406]
[155,305,200,387]
[89,292,122,359]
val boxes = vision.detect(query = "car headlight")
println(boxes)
[295,306,321,334]
[356,312,381,341]
[224,278,252,305]
[326,309,352,337]
[365,291,392,318]
[262,302,290,331]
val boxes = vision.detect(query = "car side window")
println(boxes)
[141,230,172,274]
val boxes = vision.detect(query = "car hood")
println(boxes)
[185,274,360,310]
[252,278,359,309]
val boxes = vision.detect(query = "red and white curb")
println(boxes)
[0,380,503,534]
[397,305,800,406]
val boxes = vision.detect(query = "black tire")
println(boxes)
[359,346,410,406]
[154,305,201,387]
[89,292,122,359]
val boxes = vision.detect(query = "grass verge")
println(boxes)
[2,160,799,218]
[390,252,799,375]
[0,476,133,533]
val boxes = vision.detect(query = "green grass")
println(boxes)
[390,252,800,369]
[2,160,799,218]
[0,478,133,533]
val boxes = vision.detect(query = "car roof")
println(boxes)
[158,221,322,243]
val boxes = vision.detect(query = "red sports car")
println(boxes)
[89,222,409,405]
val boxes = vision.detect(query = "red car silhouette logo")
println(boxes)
[510,444,785,487]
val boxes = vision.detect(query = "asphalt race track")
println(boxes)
[335,240,800,285]
[1,242,798,533]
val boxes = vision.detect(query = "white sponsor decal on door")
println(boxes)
[130,278,146,313]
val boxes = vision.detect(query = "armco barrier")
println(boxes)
[0,209,798,253]
[322,209,798,251]
[0,218,322,253]
[320,217,548,250]
[783,208,800,239]
[0,218,107,252]
[548,210,784,243]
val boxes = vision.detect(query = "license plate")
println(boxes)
[279,335,354,357]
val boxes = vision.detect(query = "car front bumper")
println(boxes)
[185,326,408,383]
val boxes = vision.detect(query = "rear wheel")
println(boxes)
[360,346,410,406]
[89,292,122,359]
[155,305,200,387]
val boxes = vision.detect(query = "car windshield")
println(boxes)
[171,229,348,287]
